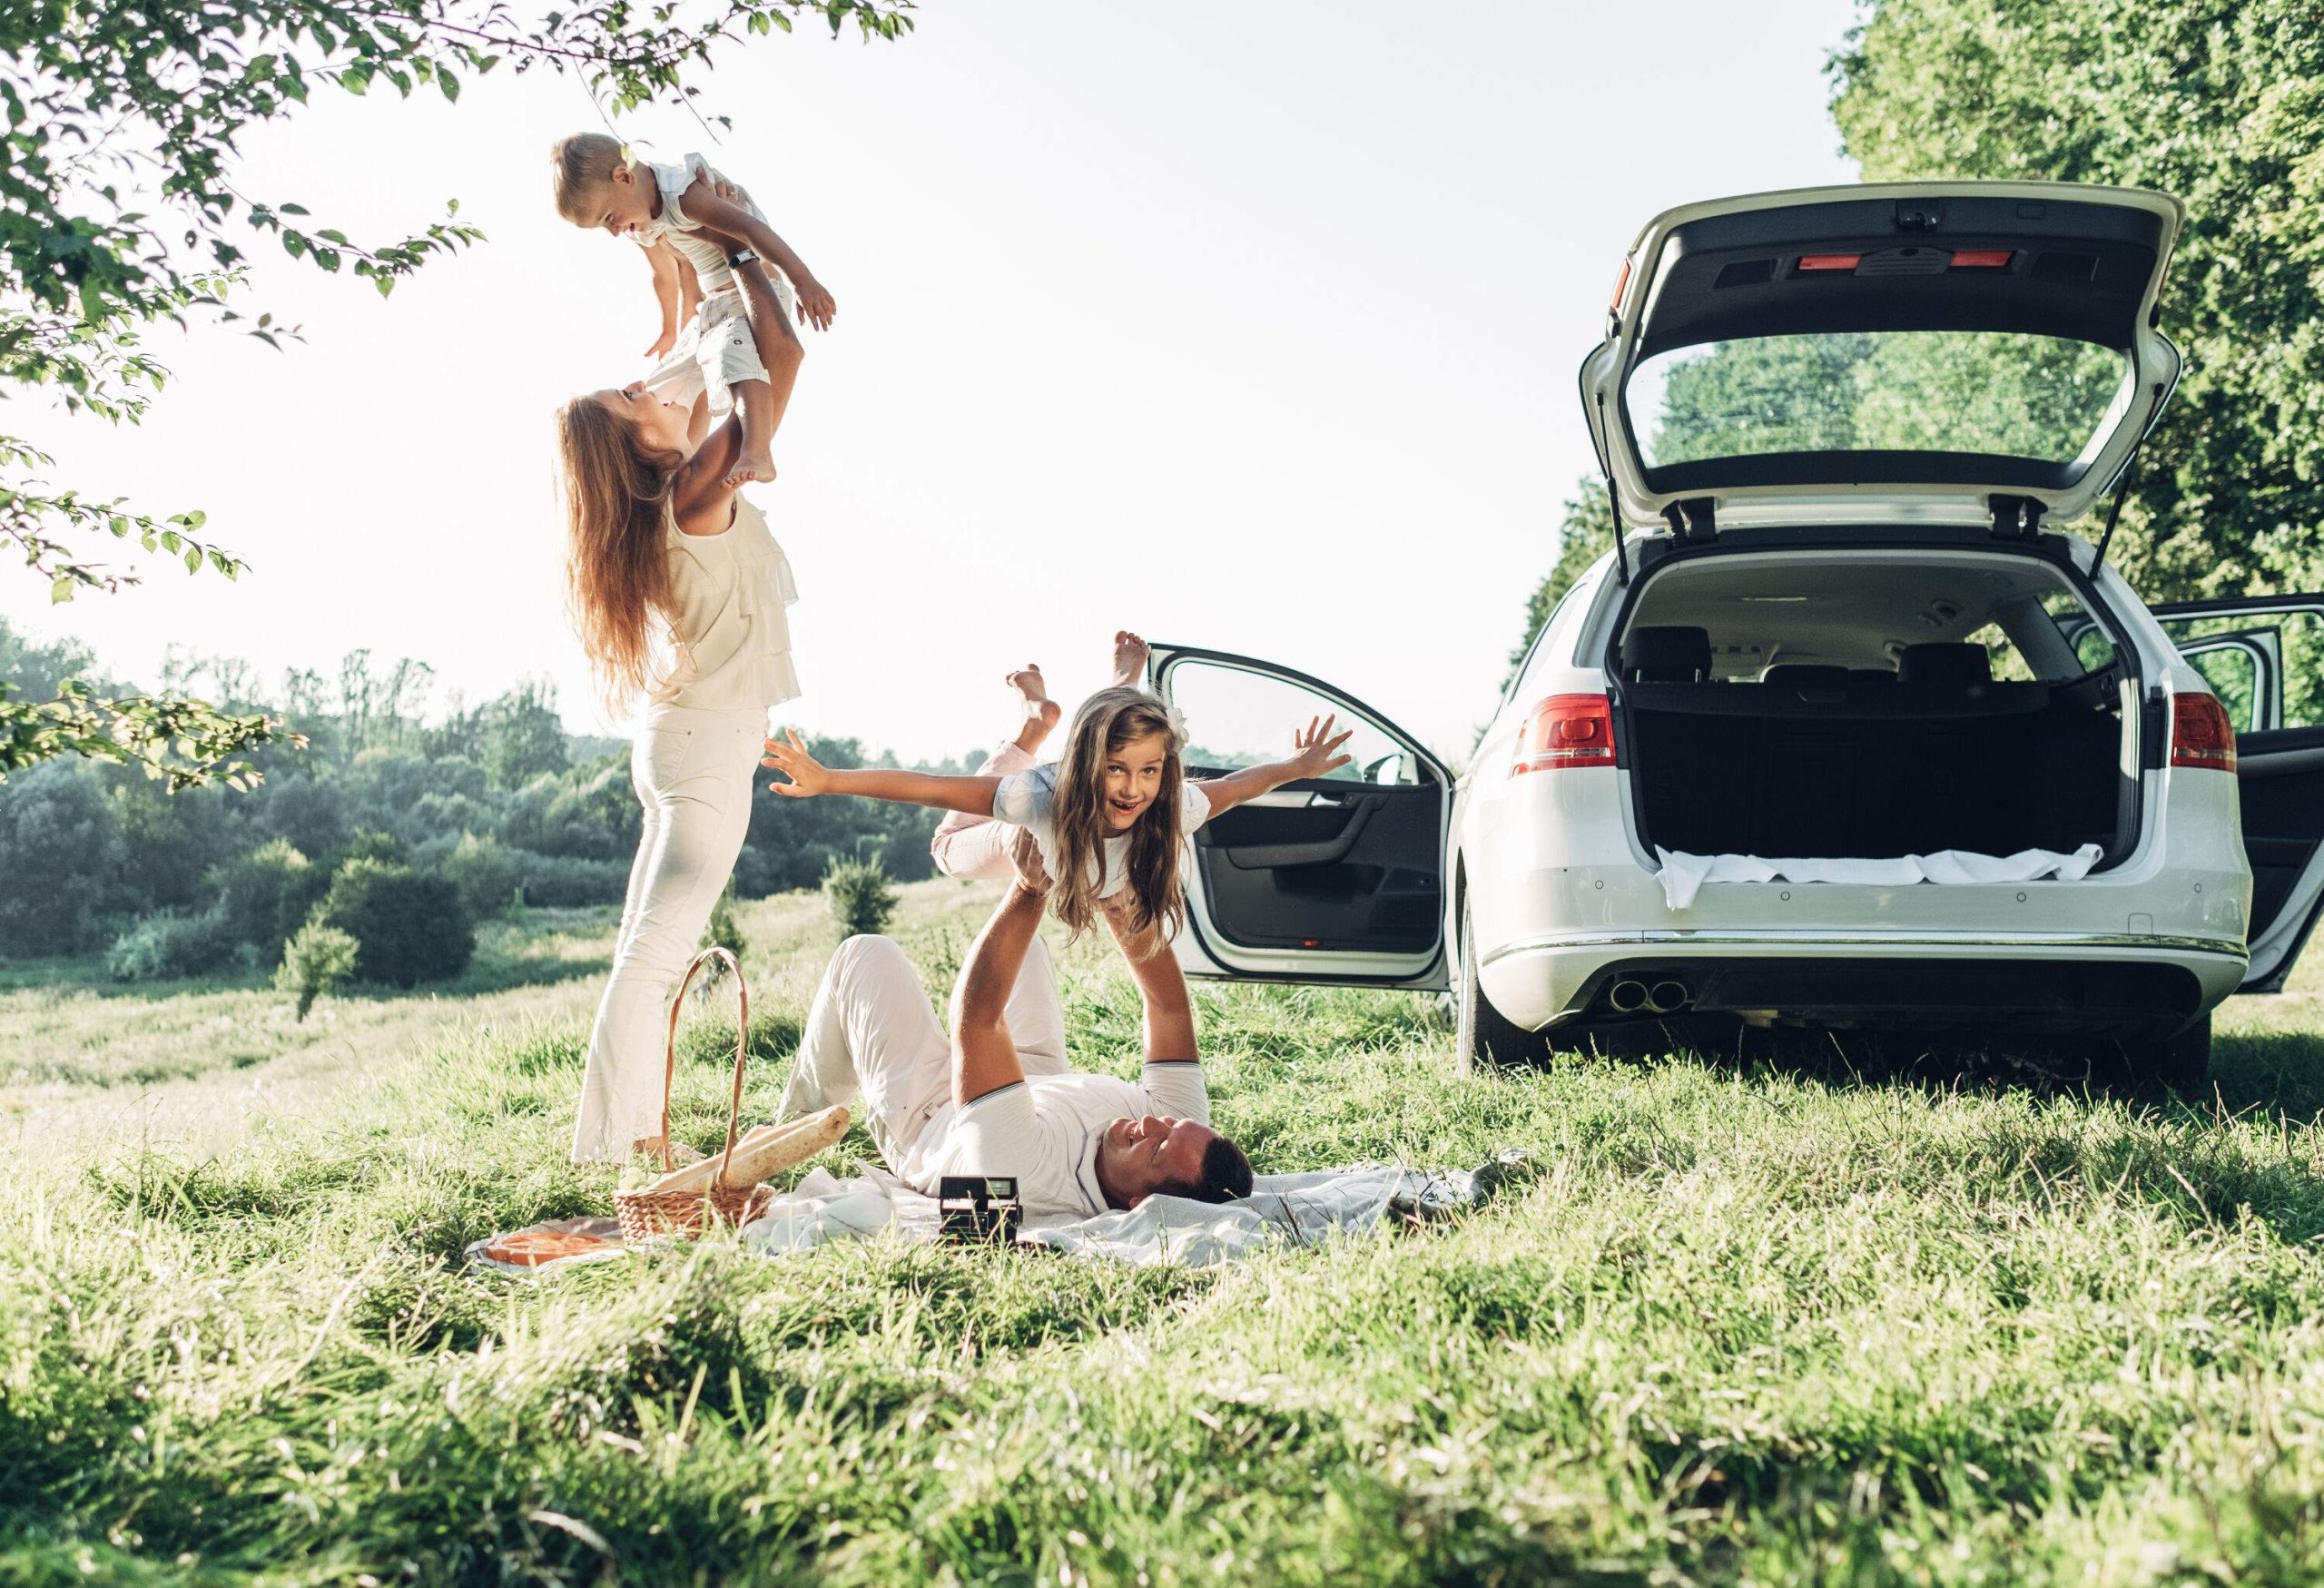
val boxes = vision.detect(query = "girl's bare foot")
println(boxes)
[1111,630,1149,687]
[1009,664,1061,754]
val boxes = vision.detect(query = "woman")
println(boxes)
[556,260,804,1164]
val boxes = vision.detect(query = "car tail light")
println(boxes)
[1609,256,1632,311]
[1797,252,1862,271]
[1512,694,1616,775]
[1950,249,2014,268]
[2170,692,2237,773]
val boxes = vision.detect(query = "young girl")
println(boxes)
[759,662,1353,943]
[556,257,804,1166]
[550,133,839,488]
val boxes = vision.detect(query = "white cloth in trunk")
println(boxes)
[1652,843,2104,911]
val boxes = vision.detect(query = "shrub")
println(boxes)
[311,859,474,988]
[694,883,746,999]
[105,908,236,981]
[208,839,330,958]
[275,922,359,1021]
[505,849,629,908]
[434,832,522,920]
[823,854,897,938]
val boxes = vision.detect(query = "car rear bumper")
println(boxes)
[1481,929,2247,1036]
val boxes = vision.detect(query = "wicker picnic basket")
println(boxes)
[613,946,775,1242]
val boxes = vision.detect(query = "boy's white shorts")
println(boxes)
[643,282,793,416]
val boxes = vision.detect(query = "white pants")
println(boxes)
[929,741,1037,883]
[572,705,770,1162]
[775,933,1068,1174]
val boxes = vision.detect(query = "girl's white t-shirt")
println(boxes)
[991,764,1212,897]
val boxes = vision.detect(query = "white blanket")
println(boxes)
[1652,843,2103,911]
[740,1156,1521,1268]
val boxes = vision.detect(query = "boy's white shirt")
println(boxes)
[634,153,793,311]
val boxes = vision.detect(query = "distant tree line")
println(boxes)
[0,619,958,979]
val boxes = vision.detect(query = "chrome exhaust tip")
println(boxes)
[1646,980,1691,1015]
[1608,979,1649,1014]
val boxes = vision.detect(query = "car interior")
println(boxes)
[1610,550,2136,863]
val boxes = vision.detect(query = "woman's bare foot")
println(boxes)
[1009,664,1061,754]
[1111,630,1148,688]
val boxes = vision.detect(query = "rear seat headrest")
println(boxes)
[1760,664,1849,688]
[1620,626,1712,683]
[1897,642,1991,686]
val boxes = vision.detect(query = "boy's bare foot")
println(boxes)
[1009,664,1061,754]
[724,447,778,489]
[1111,630,1149,688]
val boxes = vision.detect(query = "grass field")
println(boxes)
[8,877,2324,1585]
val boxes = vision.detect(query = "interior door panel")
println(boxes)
[1189,775,1443,953]
[2234,726,2324,991]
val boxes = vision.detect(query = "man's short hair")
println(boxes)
[1162,1135,1255,1204]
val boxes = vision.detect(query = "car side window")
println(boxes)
[2160,605,2324,734]
[1163,660,1421,786]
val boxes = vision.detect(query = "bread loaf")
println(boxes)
[636,1106,851,1197]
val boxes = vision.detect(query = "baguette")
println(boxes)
[636,1107,850,1198]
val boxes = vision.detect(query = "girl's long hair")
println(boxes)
[1049,686,1189,942]
[556,396,683,711]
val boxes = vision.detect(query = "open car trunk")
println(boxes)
[1612,545,2138,864]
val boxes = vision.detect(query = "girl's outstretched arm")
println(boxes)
[763,730,1003,817]
[1191,715,1354,817]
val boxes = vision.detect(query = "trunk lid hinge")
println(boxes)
[1661,497,1716,544]
[1988,494,2046,541]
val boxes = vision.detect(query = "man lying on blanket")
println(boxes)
[772,836,1255,1217]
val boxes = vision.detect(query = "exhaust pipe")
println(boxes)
[1608,979,1649,1014]
[1646,980,1691,1014]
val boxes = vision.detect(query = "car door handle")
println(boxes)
[1216,796,1380,869]
[1240,790,1316,808]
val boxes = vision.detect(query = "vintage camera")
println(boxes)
[938,1176,1022,1244]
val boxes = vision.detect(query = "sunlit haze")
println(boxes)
[1,0,1859,766]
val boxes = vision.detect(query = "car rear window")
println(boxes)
[1626,330,2131,470]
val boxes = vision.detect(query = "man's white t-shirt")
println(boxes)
[991,764,1212,899]
[909,1062,1210,1218]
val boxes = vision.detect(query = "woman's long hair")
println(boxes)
[1049,686,1189,942]
[556,396,684,711]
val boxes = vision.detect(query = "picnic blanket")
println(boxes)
[468,1153,1531,1274]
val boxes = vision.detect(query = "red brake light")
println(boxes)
[2170,692,2237,773]
[1512,694,1616,775]
[1951,249,2014,268]
[1797,252,1862,272]
[1610,256,1632,311]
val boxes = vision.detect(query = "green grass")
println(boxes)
[7,878,2324,1584]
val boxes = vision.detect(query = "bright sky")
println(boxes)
[2,0,1860,765]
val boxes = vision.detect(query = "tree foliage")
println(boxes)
[1828,0,2324,597]
[2,0,914,783]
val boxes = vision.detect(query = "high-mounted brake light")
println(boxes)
[1797,253,1862,272]
[1512,694,1616,776]
[1610,256,1632,311]
[2170,692,2237,773]
[1951,249,2014,268]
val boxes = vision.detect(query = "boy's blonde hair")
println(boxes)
[1049,686,1190,943]
[550,133,628,223]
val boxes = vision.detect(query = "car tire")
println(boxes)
[2109,1013,2212,1096]
[1455,895,1541,1075]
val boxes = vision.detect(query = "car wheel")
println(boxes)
[2108,1013,2212,1096]
[1455,895,1541,1075]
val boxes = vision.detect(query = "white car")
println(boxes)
[1152,181,2324,1089]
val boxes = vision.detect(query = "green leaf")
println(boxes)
[184,547,202,573]
[438,67,460,102]
[280,202,309,215]
[49,575,74,604]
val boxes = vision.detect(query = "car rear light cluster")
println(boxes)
[2170,692,2237,773]
[1512,694,1616,775]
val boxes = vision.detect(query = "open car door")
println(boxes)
[2156,596,2324,991]
[1148,643,1451,990]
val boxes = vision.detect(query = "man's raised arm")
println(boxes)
[949,880,1049,1107]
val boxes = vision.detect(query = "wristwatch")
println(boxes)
[728,247,759,266]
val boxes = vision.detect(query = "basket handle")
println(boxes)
[655,945,752,1182]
